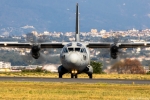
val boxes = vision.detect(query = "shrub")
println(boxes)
[146,71,150,75]
[90,61,103,74]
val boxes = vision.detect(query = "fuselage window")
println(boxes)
[68,48,74,52]
[75,48,80,52]
[63,48,68,53]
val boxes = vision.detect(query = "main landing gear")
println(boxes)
[59,73,63,78]
[59,73,92,79]
[88,73,92,79]
[58,66,93,79]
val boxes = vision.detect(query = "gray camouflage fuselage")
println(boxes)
[60,42,90,73]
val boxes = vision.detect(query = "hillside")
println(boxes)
[0,0,150,35]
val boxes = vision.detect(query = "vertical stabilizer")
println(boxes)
[75,3,80,42]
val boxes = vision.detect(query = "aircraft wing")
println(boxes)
[40,42,64,48]
[86,42,111,48]
[118,43,149,48]
[0,42,64,48]
[86,42,150,48]
[0,42,150,49]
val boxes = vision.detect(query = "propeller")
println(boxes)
[21,32,48,65]
[110,32,125,59]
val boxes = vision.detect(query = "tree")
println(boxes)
[111,59,145,74]
[90,61,103,74]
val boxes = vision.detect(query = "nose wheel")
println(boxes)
[71,74,78,78]
[71,69,78,78]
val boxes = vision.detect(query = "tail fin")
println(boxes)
[75,3,80,42]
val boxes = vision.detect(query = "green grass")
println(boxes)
[0,81,149,100]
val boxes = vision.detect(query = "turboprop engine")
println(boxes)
[31,45,40,59]
[110,45,119,59]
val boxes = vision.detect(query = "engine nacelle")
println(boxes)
[31,45,40,59]
[110,45,118,59]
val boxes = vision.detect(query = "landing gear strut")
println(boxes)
[88,73,92,79]
[58,65,68,78]
[59,73,63,78]
[71,74,78,78]
[71,69,78,78]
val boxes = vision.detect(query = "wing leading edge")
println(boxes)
[86,42,150,48]
[0,42,64,48]
[0,42,150,49]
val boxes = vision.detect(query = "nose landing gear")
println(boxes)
[71,69,78,78]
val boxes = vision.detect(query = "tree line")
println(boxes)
[110,59,146,74]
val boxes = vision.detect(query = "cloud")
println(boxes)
[147,14,150,18]
[21,25,35,29]
[133,14,136,17]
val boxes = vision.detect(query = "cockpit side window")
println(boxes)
[63,47,68,53]
[75,48,80,52]
[68,48,74,52]
[81,48,86,53]
[80,48,84,53]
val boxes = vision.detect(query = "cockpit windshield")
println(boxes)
[63,47,68,53]
[67,47,86,53]
[68,48,80,52]
[75,48,80,51]
[80,48,86,53]
[68,48,74,52]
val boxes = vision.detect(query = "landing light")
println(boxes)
[71,70,78,74]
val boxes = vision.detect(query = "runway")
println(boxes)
[0,76,150,84]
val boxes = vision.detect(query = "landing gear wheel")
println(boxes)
[88,74,92,79]
[71,74,74,78]
[71,74,78,78]
[59,73,63,78]
[75,74,78,78]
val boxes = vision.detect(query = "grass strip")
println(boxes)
[0,81,149,100]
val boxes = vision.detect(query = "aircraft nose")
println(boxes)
[69,53,78,64]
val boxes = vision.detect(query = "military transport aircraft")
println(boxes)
[0,3,149,78]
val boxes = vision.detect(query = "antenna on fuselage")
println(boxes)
[75,3,80,42]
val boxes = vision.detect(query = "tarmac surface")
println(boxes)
[0,76,150,84]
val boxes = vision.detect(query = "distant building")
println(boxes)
[91,29,97,33]
[25,65,40,70]
[100,29,106,34]
[31,31,38,36]
[0,61,11,72]
[43,31,50,35]
[128,28,139,32]
[69,37,75,41]
[0,61,11,69]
